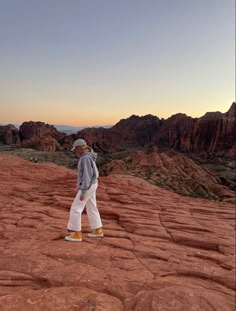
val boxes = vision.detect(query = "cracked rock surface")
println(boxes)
[0,154,235,311]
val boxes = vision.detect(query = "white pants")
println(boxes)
[67,183,102,231]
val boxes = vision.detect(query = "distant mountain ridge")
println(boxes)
[54,124,112,134]
[75,102,236,156]
[0,124,112,133]
[0,103,235,157]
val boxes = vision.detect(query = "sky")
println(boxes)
[0,0,235,126]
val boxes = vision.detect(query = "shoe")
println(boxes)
[87,228,104,238]
[64,231,82,242]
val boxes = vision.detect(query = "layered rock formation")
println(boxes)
[18,121,65,151]
[19,121,63,141]
[0,122,66,151]
[18,135,61,152]
[75,103,236,156]
[60,127,114,153]
[99,150,235,202]
[0,154,235,311]
[1,103,235,156]
[0,124,20,145]
[75,115,162,152]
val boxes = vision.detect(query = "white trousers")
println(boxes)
[67,183,102,231]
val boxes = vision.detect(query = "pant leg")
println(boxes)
[67,190,88,231]
[86,183,103,230]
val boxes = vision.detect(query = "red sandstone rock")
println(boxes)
[225,143,236,158]
[72,103,236,157]
[151,102,236,155]
[0,125,20,145]
[100,150,235,202]
[69,127,115,153]
[18,135,61,152]
[0,154,235,310]
[1,104,235,156]
[19,121,63,141]
[18,121,65,151]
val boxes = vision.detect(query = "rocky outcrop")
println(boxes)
[73,115,161,152]
[99,150,235,202]
[149,103,236,154]
[111,114,161,147]
[74,103,236,157]
[152,113,195,151]
[192,103,235,153]
[18,121,66,151]
[225,143,236,158]
[19,121,65,141]
[0,122,64,151]
[152,104,236,154]
[61,127,115,153]
[1,104,235,156]
[0,154,235,311]
[0,124,20,145]
[19,136,61,152]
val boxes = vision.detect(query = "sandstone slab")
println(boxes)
[0,154,235,310]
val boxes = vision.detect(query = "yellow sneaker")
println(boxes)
[64,231,82,242]
[87,228,104,238]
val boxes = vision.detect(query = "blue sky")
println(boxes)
[0,0,235,126]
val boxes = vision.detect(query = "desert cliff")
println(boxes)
[77,102,236,156]
[0,103,235,157]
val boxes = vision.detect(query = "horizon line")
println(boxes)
[0,101,234,128]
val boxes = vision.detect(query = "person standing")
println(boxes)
[65,139,103,242]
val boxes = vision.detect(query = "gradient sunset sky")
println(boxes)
[0,0,235,126]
